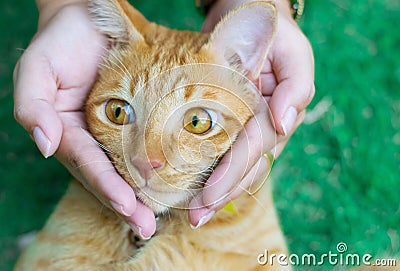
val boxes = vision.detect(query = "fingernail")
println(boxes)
[129,223,151,240]
[110,201,132,217]
[281,106,298,136]
[32,127,51,158]
[190,210,215,229]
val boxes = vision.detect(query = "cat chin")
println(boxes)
[145,201,170,215]
[139,198,185,215]
[135,188,197,214]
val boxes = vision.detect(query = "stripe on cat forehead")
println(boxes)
[113,61,259,110]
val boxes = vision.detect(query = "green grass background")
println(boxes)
[0,0,399,270]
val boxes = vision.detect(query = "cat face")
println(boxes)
[86,0,276,213]
[86,50,259,213]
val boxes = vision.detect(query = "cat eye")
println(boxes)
[183,108,215,134]
[105,99,135,125]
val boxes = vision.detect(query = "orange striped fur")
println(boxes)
[14,1,291,270]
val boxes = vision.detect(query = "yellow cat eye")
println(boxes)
[183,108,214,134]
[105,99,135,125]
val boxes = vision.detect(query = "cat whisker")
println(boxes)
[105,47,133,80]
[98,203,106,216]
[98,62,126,80]
[97,46,133,83]
[81,159,118,166]
[104,57,132,83]
[198,157,222,175]
[75,161,117,169]
[82,150,115,156]
[240,186,269,214]
[79,127,114,155]
[82,149,118,157]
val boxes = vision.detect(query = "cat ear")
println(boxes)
[203,2,277,81]
[88,0,148,45]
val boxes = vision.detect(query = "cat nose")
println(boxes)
[131,159,165,180]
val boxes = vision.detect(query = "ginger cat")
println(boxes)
[15,1,290,270]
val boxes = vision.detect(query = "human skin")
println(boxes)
[189,0,314,227]
[13,0,314,237]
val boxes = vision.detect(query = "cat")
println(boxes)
[14,0,290,270]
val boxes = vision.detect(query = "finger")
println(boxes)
[214,154,270,210]
[272,109,306,158]
[189,108,304,226]
[188,154,269,227]
[258,62,277,96]
[188,194,215,229]
[269,35,315,136]
[206,110,304,213]
[124,200,157,239]
[200,101,280,208]
[13,51,62,157]
[55,117,137,218]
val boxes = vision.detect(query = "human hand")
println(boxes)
[189,0,315,227]
[13,1,156,238]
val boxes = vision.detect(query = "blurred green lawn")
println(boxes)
[0,0,399,270]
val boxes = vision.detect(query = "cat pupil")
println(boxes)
[191,115,199,127]
[115,107,121,118]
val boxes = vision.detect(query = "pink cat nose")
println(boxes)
[131,159,165,180]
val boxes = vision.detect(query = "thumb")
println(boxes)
[13,51,62,157]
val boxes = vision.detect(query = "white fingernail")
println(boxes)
[110,201,131,217]
[129,223,151,240]
[281,107,298,136]
[190,210,215,229]
[32,127,51,158]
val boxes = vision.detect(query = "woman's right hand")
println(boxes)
[13,0,157,239]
